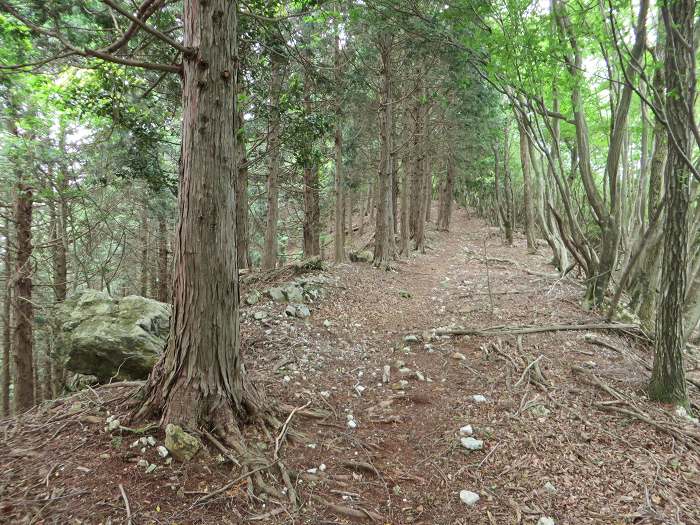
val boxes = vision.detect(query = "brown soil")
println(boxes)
[1,208,699,525]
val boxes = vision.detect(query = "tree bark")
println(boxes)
[138,0,258,429]
[516,113,537,252]
[140,202,149,296]
[157,215,169,303]
[13,179,34,413]
[333,32,345,263]
[649,0,692,408]
[235,59,251,270]
[262,42,284,270]
[373,33,396,267]
[302,53,321,258]
[2,216,12,417]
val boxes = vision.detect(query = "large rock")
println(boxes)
[165,424,201,461]
[58,290,170,381]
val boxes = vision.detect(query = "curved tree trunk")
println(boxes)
[138,0,258,430]
[2,216,12,417]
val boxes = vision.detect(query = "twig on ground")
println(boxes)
[433,321,640,337]
[118,484,132,525]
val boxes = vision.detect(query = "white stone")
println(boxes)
[137,459,148,468]
[382,365,391,383]
[459,425,473,436]
[354,385,366,395]
[404,335,419,343]
[347,419,357,429]
[157,446,169,458]
[146,436,157,447]
[283,375,291,383]
[544,481,557,494]
[415,371,425,381]
[537,518,555,525]
[106,419,120,431]
[460,437,484,450]
[320,390,330,398]
[318,463,327,472]
[472,394,487,403]
[459,490,480,506]
[145,463,157,474]
[306,468,318,474]
[451,352,466,360]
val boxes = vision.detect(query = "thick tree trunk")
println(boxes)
[2,217,12,417]
[262,44,284,270]
[138,0,258,429]
[13,180,34,413]
[302,53,321,258]
[649,0,692,407]
[373,33,396,267]
[438,147,456,231]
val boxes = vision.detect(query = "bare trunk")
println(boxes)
[157,216,169,303]
[235,73,251,269]
[138,0,258,429]
[649,0,692,408]
[262,45,284,270]
[334,34,345,263]
[13,180,34,413]
[3,216,12,417]
[140,203,149,296]
[373,33,396,267]
[516,115,537,252]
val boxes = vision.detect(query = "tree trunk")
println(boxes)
[2,216,12,417]
[262,43,284,270]
[649,0,692,408]
[516,114,537,252]
[235,68,251,270]
[333,33,345,263]
[137,0,258,429]
[438,146,456,231]
[373,33,396,267]
[157,216,169,303]
[140,203,149,296]
[13,180,34,413]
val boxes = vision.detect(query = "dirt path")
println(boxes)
[250,206,699,524]
[1,207,698,525]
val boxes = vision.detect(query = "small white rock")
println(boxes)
[347,419,357,429]
[472,394,488,403]
[460,437,484,450]
[283,375,291,383]
[137,459,148,468]
[451,352,466,360]
[157,446,169,458]
[318,463,327,472]
[382,365,391,383]
[320,390,331,398]
[306,468,318,474]
[544,481,557,494]
[459,490,480,506]
[145,463,157,474]
[354,385,366,395]
[537,518,555,525]
[146,436,157,447]
[459,425,473,436]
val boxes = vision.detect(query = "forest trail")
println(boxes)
[2,207,699,525]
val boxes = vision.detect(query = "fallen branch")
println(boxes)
[118,484,132,525]
[434,322,640,337]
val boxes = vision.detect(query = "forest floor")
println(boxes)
[1,207,700,525]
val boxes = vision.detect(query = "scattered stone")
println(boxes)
[451,352,466,360]
[392,359,406,369]
[415,371,425,381]
[283,284,305,303]
[320,390,330,398]
[537,518,555,525]
[544,481,557,495]
[319,463,327,472]
[354,385,366,395]
[307,467,318,474]
[459,490,480,506]
[398,367,412,375]
[137,459,148,468]
[99,453,111,460]
[347,419,357,429]
[399,290,412,299]
[295,304,311,319]
[285,305,297,317]
[472,394,487,403]
[145,463,157,474]
[245,290,262,305]
[530,404,551,418]
[146,436,157,447]
[460,437,484,451]
[675,405,700,425]
[253,311,268,321]
[323,319,332,328]
[268,287,286,302]
[459,425,473,436]
[105,418,120,432]
[382,365,391,383]
[157,446,169,458]
[164,424,202,462]
[391,380,409,390]
[404,335,419,343]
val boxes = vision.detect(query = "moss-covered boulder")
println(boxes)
[57,290,170,382]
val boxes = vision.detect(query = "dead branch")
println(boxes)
[434,322,640,337]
